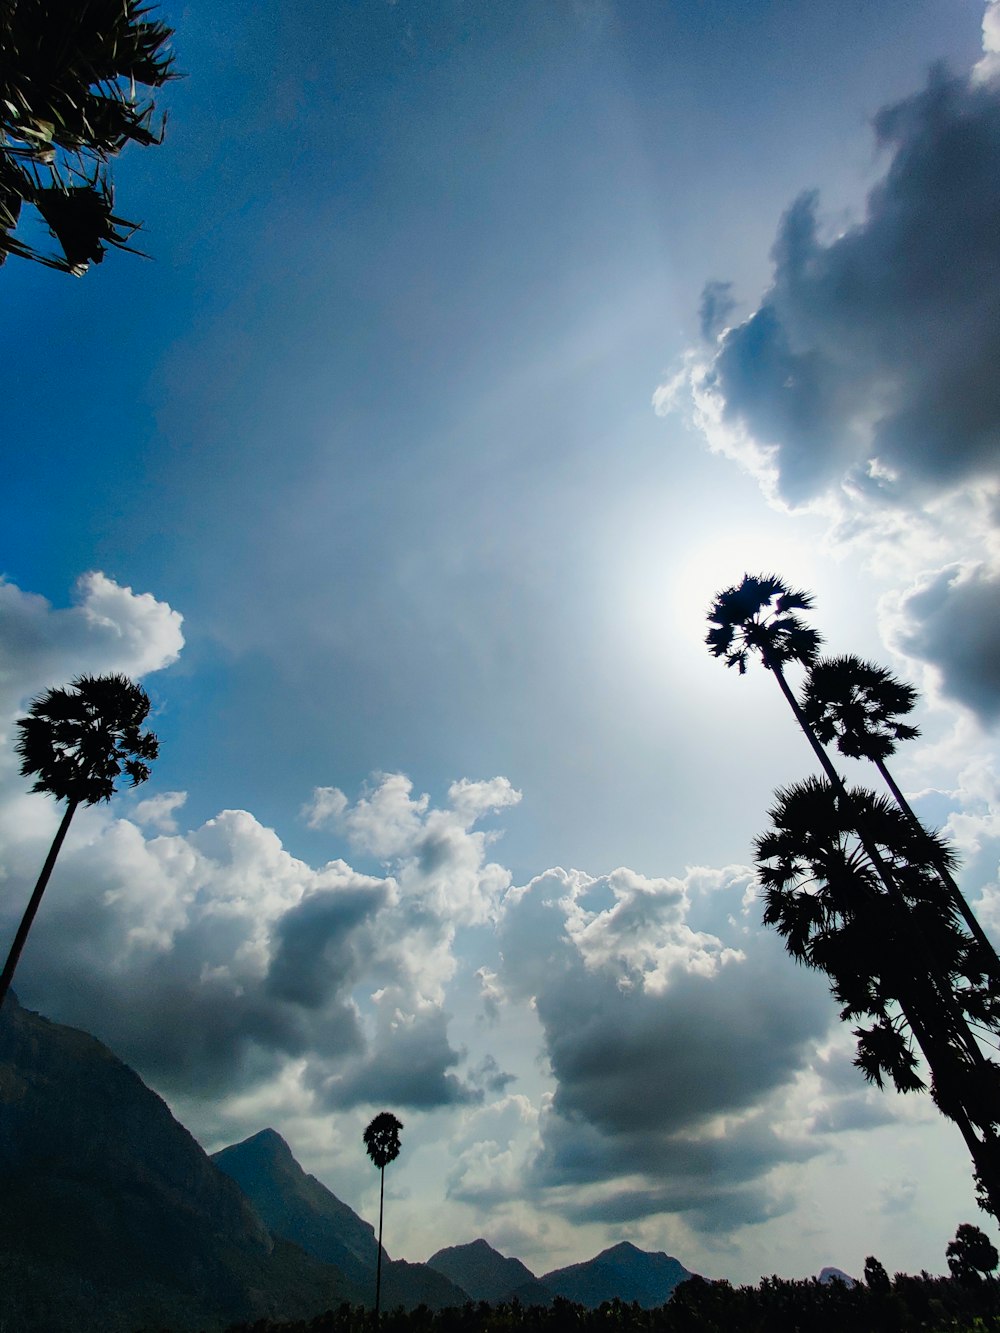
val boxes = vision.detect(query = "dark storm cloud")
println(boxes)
[704,68,1000,507]
[267,882,388,1007]
[16,870,372,1096]
[537,942,827,1137]
[317,1005,482,1109]
[496,867,837,1230]
[563,1179,796,1232]
[892,563,1000,721]
[537,1104,818,1193]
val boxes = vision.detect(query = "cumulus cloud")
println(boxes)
[699,71,1000,510]
[5,778,511,1106]
[481,864,843,1231]
[662,39,1000,720]
[133,791,188,834]
[885,562,1000,721]
[0,572,512,1112]
[0,572,184,705]
[0,571,920,1243]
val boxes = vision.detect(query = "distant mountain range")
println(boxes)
[427,1238,693,1309]
[0,993,841,1331]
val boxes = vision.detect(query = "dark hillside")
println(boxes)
[0,993,357,1331]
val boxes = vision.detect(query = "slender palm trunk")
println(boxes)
[873,756,1000,981]
[374,1163,385,1323]
[0,799,78,1014]
[764,658,1000,1213]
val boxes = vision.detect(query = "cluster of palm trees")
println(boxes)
[708,573,1000,1217]
[1,0,174,273]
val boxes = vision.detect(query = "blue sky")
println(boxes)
[3,0,1000,1287]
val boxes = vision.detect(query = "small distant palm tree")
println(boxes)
[363,1111,403,1321]
[0,673,159,1012]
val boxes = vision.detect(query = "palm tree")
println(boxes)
[0,0,175,273]
[802,655,1000,978]
[757,776,1000,1214]
[709,575,1000,1214]
[706,576,923,916]
[363,1111,403,1321]
[0,673,159,1012]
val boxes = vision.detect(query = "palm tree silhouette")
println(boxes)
[1,0,175,272]
[709,575,1000,1215]
[0,673,159,1012]
[363,1111,403,1321]
[757,776,1000,1210]
[802,655,1000,978]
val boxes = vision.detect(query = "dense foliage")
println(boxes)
[193,1267,1000,1333]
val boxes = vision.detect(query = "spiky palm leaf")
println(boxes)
[0,0,174,271]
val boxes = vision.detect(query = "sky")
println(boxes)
[2,0,1000,1289]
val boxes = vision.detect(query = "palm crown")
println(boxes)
[363,1111,403,1171]
[754,776,987,1100]
[706,573,821,674]
[15,673,159,806]
[802,656,920,762]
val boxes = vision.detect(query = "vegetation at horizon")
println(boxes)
[149,1229,1000,1333]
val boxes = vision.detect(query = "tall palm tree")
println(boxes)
[0,0,175,273]
[0,673,159,1012]
[802,655,1000,978]
[757,777,1000,1214]
[709,575,1000,1214]
[363,1111,403,1321]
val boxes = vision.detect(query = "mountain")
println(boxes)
[214,1127,469,1310]
[0,992,358,1332]
[213,1129,380,1285]
[819,1266,856,1288]
[542,1241,693,1308]
[428,1238,554,1304]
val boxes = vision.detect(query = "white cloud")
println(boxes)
[133,791,188,834]
[974,0,1000,84]
[300,785,348,830]
[0,572,184,714]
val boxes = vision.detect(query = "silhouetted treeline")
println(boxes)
[170,1268,1000,1333]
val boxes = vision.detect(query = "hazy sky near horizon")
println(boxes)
[3,0,1000,1288]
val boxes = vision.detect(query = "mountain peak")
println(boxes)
[543,1243,693,1309]
[600,1242,643,1259]
[238,1127,293,1157]
[427,1238,544,1304]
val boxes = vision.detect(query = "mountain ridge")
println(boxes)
[0,992,358,1332]
[213,1126,470,1310]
